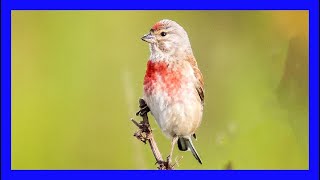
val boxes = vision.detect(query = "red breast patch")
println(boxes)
[144,61,182,95]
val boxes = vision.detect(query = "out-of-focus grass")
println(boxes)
[11,11,308,169]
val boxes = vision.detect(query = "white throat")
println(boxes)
[148,43,193,62]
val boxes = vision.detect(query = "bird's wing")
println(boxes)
[186,55,205,106]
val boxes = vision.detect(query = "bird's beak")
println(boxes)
[141,33,155,43]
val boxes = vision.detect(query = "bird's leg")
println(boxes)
[136,98,150,116]
[167,136,179,165]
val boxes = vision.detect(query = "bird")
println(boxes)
[140,19,204,165]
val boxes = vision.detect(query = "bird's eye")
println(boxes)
[160,32,167,37]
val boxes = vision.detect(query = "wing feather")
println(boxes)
[186,55,205,106]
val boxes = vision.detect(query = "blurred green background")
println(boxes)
[11,11,308,170]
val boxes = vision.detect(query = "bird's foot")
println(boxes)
[166,155,172,165]
[136,98,150,116]
[155,160,173,170]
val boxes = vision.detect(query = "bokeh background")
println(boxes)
[12,11,308,170]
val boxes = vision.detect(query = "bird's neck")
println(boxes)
[149,44,193,63]
[149,44,168,62]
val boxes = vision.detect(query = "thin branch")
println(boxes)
[131,98,173,170]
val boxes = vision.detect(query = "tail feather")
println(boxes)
[177,137,188,151]
[177,137,202,164]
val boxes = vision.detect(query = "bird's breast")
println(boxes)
[143,60,185,96]
[143,60,202,137]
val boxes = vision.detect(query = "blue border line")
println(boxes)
[2,0,319,180]
[309,0,319,175]
[1,0,12,179]
[9,0,312,10]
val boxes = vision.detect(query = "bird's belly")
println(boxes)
[144,86,202,138]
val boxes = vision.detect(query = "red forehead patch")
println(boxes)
[152,22,162,30]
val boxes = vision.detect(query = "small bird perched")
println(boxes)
[141,19,204,165]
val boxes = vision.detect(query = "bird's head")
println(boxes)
[141,19,193,60]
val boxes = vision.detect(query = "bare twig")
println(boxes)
[131,98,172,170]
[171,156,183,168]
